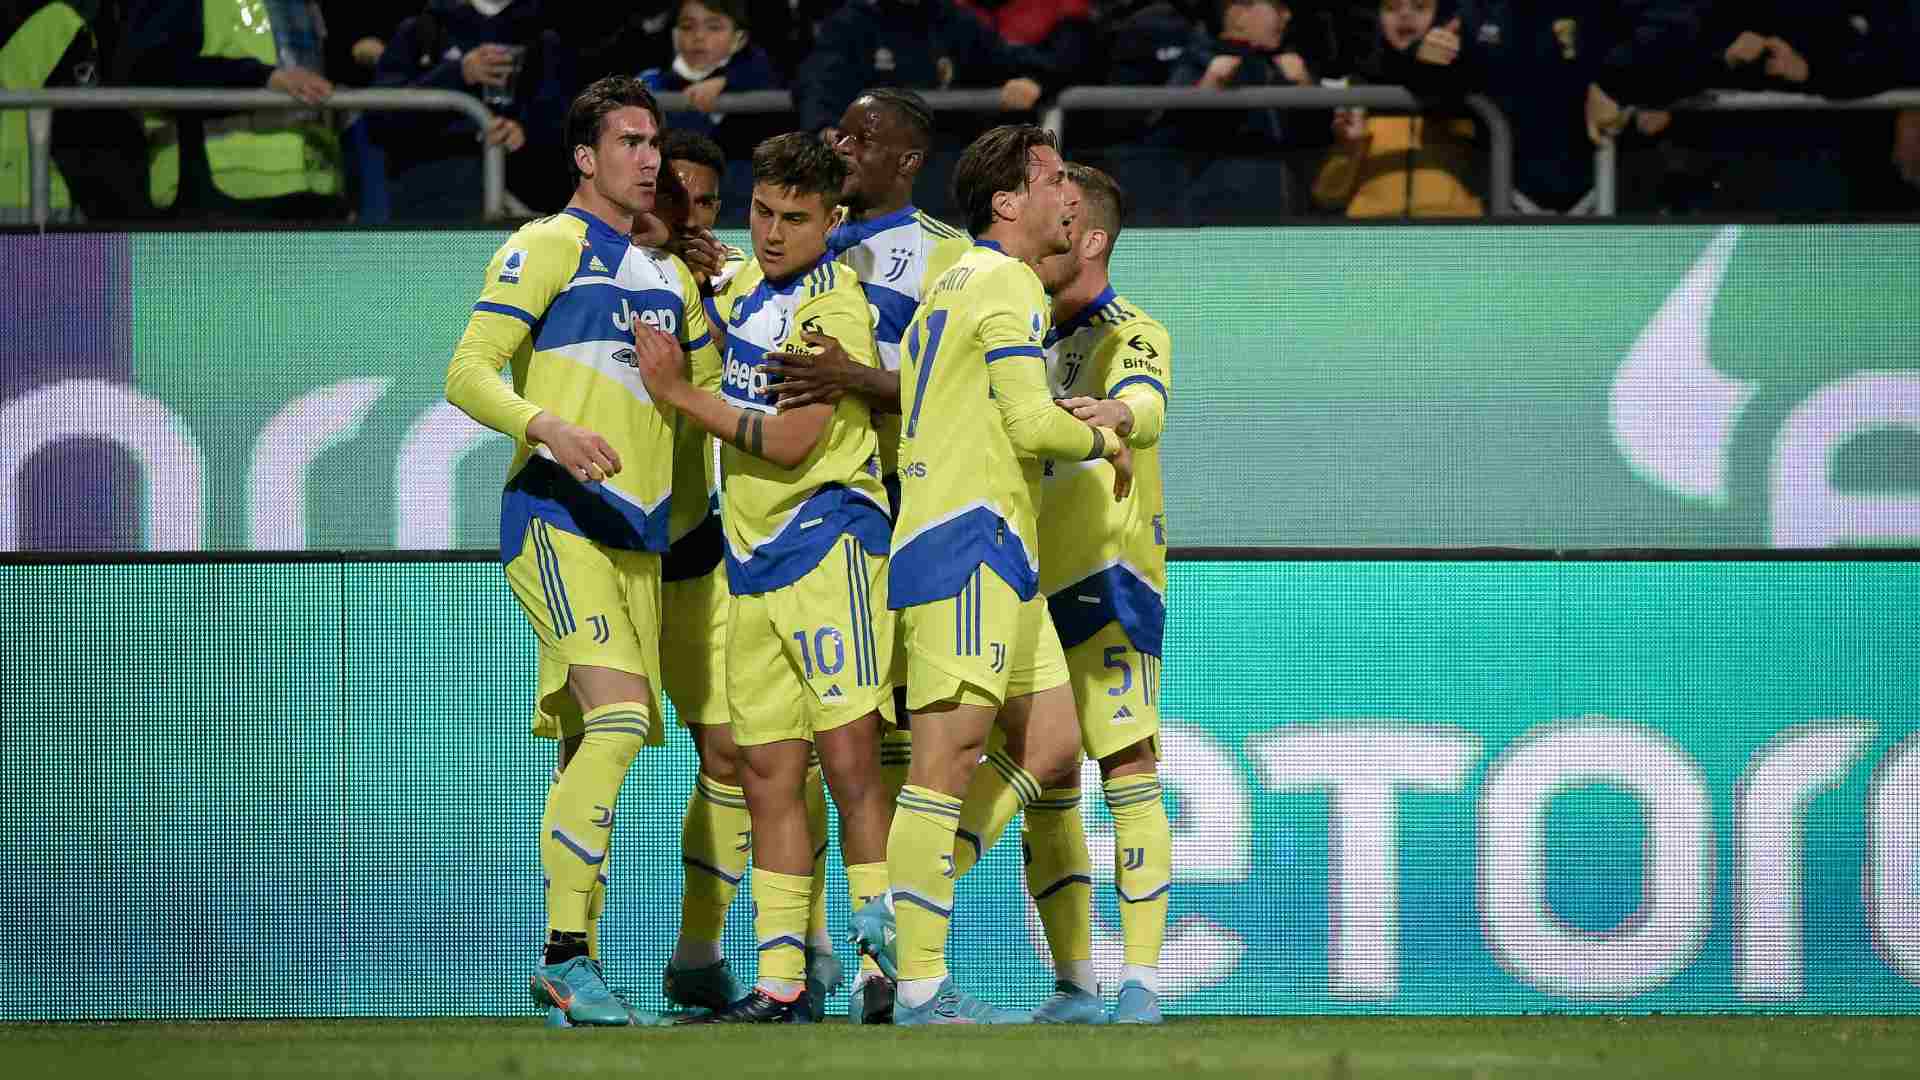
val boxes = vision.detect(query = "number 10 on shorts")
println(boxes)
[793,627,847,678]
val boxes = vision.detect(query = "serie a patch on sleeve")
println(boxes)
[499,247,528,284]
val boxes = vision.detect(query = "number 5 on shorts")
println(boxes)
[1104,645,1133,696]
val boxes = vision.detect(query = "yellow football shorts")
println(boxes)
[1066,620,1161,761]
[503,518,663,744]
[661,560,729,728]
[727,536,895,747]
[901,564,1068,712]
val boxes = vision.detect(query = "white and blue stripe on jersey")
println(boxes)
[717,257,890,595]
[494,210,711,562]
[827,205,968,370]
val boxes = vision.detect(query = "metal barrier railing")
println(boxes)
[657,86,1514,217]
[4,85,1513,226]
[1042,85,1515,215]
[1592,88,1920,216]
[0,87,505,226]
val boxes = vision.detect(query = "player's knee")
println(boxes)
[1098,738,1158,782]
[693,728,744,785]
[1037,755,1084,792]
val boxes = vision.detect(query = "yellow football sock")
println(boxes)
[752,867,813,986]
[542,702,649,936]
[1107,773,1171,967]
[805,759,829,946]
[679,772,749,946]
[889,785,963,981]
[880,726,913,805]
[1024,786,1093,975]
[952,748,1040,877]
[846,861,889,977]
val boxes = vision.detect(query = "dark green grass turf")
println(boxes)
[5,1017,1919,1078]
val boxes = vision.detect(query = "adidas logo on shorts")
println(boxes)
[822,684,846,702]
[1113,706,1136,723]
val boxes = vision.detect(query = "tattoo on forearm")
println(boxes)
[748,415,765,458]
[734,413,752,451]
[1085,427,1106,461]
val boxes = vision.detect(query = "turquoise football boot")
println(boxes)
[805,946,845,1022]
[847,897,897,981]
[663,959,747,1013]
[530,956,657,1026]
[1030,981,1108,1024]
[1111,981,1163,1025]
[894,979,1030,1026]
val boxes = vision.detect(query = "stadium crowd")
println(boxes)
[4,0,1919,223]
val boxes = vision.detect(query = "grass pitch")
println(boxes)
[5,1016,1918,1078]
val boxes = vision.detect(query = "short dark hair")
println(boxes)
[1066,163,1127,255]
[952,124,1057,236]
[681,0,750,31]
[750,132,849,201]
[661,129,726,176]
[857,87,934,152]
[565,76,664,183]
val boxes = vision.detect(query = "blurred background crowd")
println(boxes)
[4,0,1918,225]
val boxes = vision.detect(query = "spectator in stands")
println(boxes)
[371,0,571,220]
[1616,2,1913,213]
[795,0,1052,138]
[2,1,159,222]
[558,1,827,89]
[1070,0,1211,218]
[639,0,782,217]
[795,0,1056,219]
[123,0,346,218]
[957,0,1097,76]
[1312,0,1482,216]
[1154,0,1322,218]
[1387,1,1709,214]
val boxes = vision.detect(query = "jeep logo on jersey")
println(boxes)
[611,298,677,335]
[723,354,773,400]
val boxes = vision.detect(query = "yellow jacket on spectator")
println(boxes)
[146,0,341,207]
[1312,114,1483,219]
[0,2,88,214]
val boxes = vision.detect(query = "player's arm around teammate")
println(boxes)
[632,133,895,1024]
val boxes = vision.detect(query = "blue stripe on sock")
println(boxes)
[757,935,807,952]
[1033,873,1092,902]
[551,828,606,866]
[682,856,743,885]
[1118,882,1171,904]
[894,891,953,919]
[956,829,982,863]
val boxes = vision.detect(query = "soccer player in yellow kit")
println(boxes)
[443,77,720,1027]
[1025,164,1174,1025]
[848,125,1132,1024]
[631,133,895,1024]
[656,129,846,1019]
[762,87,971,1024]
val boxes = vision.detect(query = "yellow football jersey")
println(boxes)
[446,208,720,564]
[890,241,1108,608]
[713,255,890,596]
[662,243,748,582]
[1039,287,1172,658]
[827,207,971,487]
